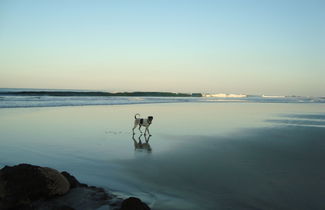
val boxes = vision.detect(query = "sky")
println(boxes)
[0,0,324,96]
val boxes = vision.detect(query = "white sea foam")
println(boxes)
[262,95,286,98]
[0,95,324,108]
[203,93,247,98]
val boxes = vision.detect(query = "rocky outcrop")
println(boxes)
[0,164,151,210]
[32,186,111,210]
[0,163,70,209]
[120,197,151,210]
[61,171,87,189]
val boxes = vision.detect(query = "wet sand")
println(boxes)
[0,103,325,209]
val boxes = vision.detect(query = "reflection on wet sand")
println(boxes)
[132,134,152,152]
[267,113,325,127]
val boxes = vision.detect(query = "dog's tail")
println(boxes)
[134,113,140,119]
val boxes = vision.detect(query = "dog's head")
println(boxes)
[148,116,153,123]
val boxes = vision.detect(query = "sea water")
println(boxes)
[0,99,325,209]
[1,88,324,108]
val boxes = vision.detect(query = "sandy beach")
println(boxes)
[1,103,325,209]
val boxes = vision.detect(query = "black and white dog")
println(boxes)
[132,113,153,136]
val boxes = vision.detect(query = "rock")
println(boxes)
[120,197,151,210]
[0,163,70,209]
[61,171,87,189]
[52,205,75,210]
[38,167,70,196]
[0,163,143,210]
[32,187,112,210]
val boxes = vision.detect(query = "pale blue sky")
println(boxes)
[0,0,324,96]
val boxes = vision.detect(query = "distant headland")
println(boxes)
[0,90,202,97]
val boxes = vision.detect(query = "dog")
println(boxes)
[132,113,153,136]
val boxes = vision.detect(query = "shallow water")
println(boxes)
[1,103,325,210]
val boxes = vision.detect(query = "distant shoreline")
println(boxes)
[0,90,202,97]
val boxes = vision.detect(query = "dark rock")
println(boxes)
[0,163,127,210]
[0,163,70,209]
[61,171,87,189]
[53,205,75,210]
[120,197,151,210]
[32,187,111,210]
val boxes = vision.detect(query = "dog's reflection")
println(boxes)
[132,134,152,152]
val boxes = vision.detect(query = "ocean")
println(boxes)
[1,89,325,209]
[0,88,324,108]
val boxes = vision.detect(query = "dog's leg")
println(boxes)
[132,133,138,150]
[144,126,151,136]
[147,127,151,136]
[132,124,137,134]
[146,134,151,142]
